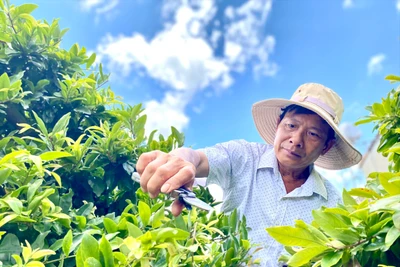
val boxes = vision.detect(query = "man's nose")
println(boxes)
[289,131,304,148]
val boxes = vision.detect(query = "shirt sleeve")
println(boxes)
[198,139,254,191]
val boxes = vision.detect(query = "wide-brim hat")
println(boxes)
[252,83,362,170]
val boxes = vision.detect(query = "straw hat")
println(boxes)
[252,83,362,170]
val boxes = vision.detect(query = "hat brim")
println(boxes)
[252,98,362,170]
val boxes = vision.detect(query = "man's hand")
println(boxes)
[136,150,197,216]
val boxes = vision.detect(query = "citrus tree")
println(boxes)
[0,1,257,266]
[266,75,400,267]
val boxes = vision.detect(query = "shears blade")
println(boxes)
[130,172,213,212]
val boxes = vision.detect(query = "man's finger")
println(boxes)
[136,151,160,175]
[160,165,195,194]
[171,199,184,217]
[139,154,168,194]
[145,160,180,197]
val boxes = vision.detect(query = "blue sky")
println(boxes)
[13,0,400,189]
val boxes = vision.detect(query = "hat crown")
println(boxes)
[291,83,344,125]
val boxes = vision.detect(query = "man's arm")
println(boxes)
[136,147,209,215]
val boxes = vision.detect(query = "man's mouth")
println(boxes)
[283,148,302,158]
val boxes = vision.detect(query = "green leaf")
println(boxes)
[0,32,12,43]
[378,172,400,195]
[62,230,73,256]
[19,13,37,25]
[370,195,400,212]
[76,215,87,230]
[138,201,151,226]
[0,168,12,185]
[311,209,359,244]
[0,72,10,88]
[60,189,73,213]
[79,234,100,261]
[84,257,102,267]
[150,227,190,242]
[76,246,84,267]
[348,188,380,199]
[229,208,238,233]
[99,236,113,267]
[126,222,143,238]
[372,103,385,117]
[69,43,79,56]
[393,211,400,229]
[134,115,147,134]
[288,246,328,267]
[35,79,50,90]
[77,202,94,216]
[295,220,330,244]
[385,225,400,249]
[40,151,71,161]
[151,205,165,228]
[52,112,71,134]
[32,231,50,250]
[342,189,357,206]
[0,234,22,254]
[321,250,343,267]
[31,249,56,260]
[103,218,118,234]
[86,53,96,69]
[51,172,62,187]
[385,74,400,83]
[13,4,38,16]
[385,143,400,153]
[354,116,380,126]
[147,130,157,145]
[266,225,326,247]
[367,217,392,236]
[224,247,234,266]
[112,252,127,265]
[27,179,43,203]
[32,111,49,137]
[3,197,23,214]
[27,188,55,212]
[323,207,350,217]
[0,214,18,227]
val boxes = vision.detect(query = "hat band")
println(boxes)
[292,95,338,123]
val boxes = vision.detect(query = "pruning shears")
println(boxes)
[130,171,213,212]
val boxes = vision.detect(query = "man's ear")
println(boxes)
[321,139,335,155]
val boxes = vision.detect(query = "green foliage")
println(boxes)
[0,1,256,266]
[266,75,400,266]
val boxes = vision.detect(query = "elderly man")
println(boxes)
[136,83,362,266]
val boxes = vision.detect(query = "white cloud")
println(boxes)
[339,122,362,145]
[367,53,386,75]
[397,0,400,11]
[343,0,354,9]
[80,0,119,16]
[224,0,277,76]
[144,92,190,137]
[96,0,276,136]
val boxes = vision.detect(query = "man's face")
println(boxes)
[274,111,334,170]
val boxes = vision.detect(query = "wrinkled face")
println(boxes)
[274,111,334,170]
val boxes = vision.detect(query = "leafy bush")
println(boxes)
[0,1,257,266]
[266,75,400,267]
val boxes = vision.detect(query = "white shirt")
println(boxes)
[200,139,341,267]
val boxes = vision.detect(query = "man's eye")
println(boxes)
[309,132,320,138]
[286,123,295,129]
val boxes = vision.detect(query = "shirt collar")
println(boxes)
[299,168,328,200]
[258,147,328,200]
[257,145,277,170]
